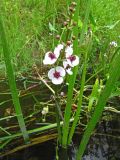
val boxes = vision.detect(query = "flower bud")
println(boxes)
[60,92,65,96]
[69,6,74,12]
[71,2,77,7]
[67,41,72,46]
[50,95,55,100]
[64,21,68,26]
[56,35,60,40]
[66,19,70,23]
[72,35,76,40]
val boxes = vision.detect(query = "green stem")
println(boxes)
[68,48,88,145]
[0,16,29,143]
[62,0,91,148]
[0,119,74,141]
[55,96,62,144]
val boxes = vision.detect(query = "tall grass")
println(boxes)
[0,16,29,143]
[76,49,120,159]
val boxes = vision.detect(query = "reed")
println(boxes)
[0,16,29,143]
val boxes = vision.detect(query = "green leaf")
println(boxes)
[0,16,30,143]
[110,88,120,97]
[104,20,120,30]
[78,19,83,29]
[88,78,100,111]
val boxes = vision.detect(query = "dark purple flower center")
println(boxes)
[53,71,61,79]
[48,52,56,60]
[66,64,71,70]
[68,55,76,62]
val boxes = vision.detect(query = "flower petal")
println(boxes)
[67,55,79,67]
[48,68,55,79]
[72,55,79,67]
[65,45,73,57]
[57,44,64,50]
[54,44,64,58]
[63,60,68,69]
[54,47,60,58]
[56,66,66,77]
[52,77,63,85]
[43,58,57,65]
[66,68,73,75]
[43,52,57,65]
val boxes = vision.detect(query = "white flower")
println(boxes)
[54,44,64,57]
[65,45,73,55]
[48,66,66,85]
[66,53,79,67]
[42,106,49,115]
[43,51,58,65]
[110,41,117,47]
[63,61,73,75]
[65,45,79,67]
[43,44,64,65]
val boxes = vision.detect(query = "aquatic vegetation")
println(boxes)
[43,43,79,84]
[48,66,66,85]
[0,0,120,160]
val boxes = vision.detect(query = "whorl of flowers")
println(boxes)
[43,43,79,85]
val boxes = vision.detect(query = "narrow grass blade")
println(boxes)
[0,139,12,149]
[0,119,74,141]
[0,127,11,136]
[0,16,29,143]
[76,51,120,159]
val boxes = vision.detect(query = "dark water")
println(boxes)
[79,120,120,160]
[1,120,120,160]
[0,80,120,160]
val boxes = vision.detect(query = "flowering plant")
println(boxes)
[43,43,79,85]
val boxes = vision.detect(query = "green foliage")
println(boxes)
[0,16,29,143]
[76,50,120,159]
[88,78,100,111]
[0,0,120,158]
[62,0,81,148]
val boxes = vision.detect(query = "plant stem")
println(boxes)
[54,95,62,144]
[68,46,88,145]
[0,16,30,143]
[62,0,91,148]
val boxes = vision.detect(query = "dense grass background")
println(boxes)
[0,0,120,77]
